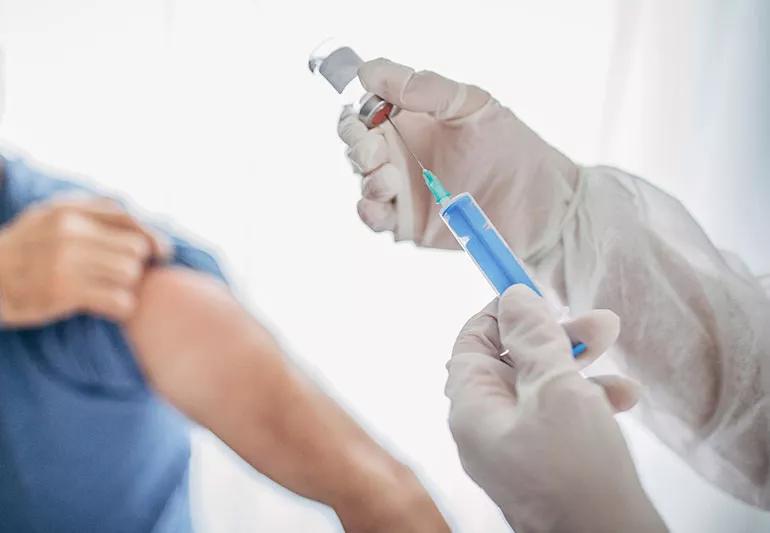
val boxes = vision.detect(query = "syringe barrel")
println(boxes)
[440,193,541,296]
[441,193,587,357]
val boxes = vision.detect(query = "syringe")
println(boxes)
[387,117,587,357]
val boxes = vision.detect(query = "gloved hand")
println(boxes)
[0,197,169,326]
[445,285,667,533]
[337,58,577,259]
[342,59,770,511]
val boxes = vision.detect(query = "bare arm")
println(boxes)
[124,267,447,532]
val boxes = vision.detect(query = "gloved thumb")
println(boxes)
[497,284,575,382]
[451,300,501,358]
[446,301,516,411]
[358,58,490,120]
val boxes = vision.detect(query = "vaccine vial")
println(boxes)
[308,40,399,129]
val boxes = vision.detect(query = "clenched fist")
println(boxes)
[0,197,170,327]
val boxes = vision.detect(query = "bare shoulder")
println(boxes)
[124,266,239,366]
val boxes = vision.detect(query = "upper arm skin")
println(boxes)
[124,267,288,440]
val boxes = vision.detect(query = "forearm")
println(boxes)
[125,268,437,527]
[531,166,770,507]
[203,342,416,517]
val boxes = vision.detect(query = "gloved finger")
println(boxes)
[346,133,390,174]
[361,164,402,202]
[357,198,397,233]
[451,300,501,358]
[588,374,641,413]
[562,309,621,370]
[446,300,515,411]
[358,58,490,120]
[445,352,520,460]
[497,285,575,381]
[338,105,368,146]
[446,352,517,400]
[445,352,519,444]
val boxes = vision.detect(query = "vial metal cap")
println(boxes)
[359,95,399,128]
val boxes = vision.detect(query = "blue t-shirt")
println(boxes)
[0,157,226,532]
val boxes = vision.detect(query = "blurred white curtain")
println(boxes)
[600,0,770,273]
[1,1,767,531]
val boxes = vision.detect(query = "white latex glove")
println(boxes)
[446,285,667,533]
[337,58,576,258]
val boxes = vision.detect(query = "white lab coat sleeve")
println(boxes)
[529,165,770,509]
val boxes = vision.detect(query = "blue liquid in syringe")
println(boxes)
[424,169,587,357]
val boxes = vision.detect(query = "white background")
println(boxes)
[1,1,768,531]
